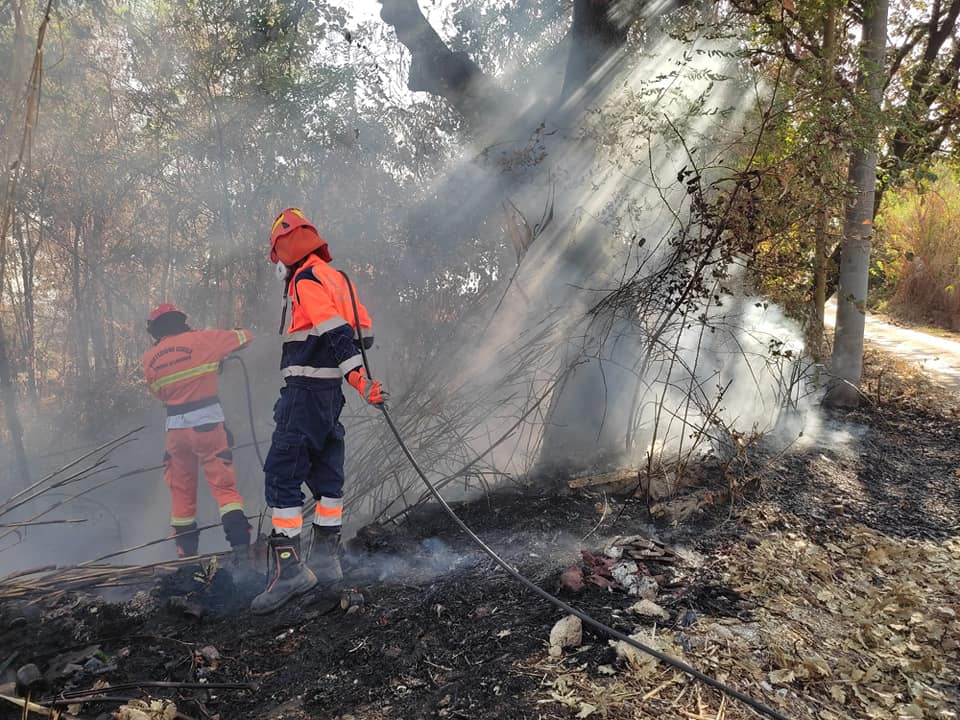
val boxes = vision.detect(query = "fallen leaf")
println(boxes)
[576,702,597,718]
[628,599,669,621]
[114,699,177,720]
[768,669,795,685]
[549,615,582,657]
[896,703,923,718]
[803,653,832,677]
[611,633,681,678]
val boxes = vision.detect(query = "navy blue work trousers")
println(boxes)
[263,378,346,510]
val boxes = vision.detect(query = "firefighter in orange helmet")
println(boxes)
[251,208,385,614]
[142,304,253,564]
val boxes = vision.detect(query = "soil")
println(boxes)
[1,350,958,720]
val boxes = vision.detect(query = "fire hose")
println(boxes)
[220,355,266,468]
[338,271,792,720]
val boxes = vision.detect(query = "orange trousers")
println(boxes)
[163,423,247,550]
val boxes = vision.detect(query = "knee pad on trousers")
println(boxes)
[173,523,199,557]
[221,509,251,548]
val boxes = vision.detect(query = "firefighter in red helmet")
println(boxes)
[251,208,385,614]
[142,304,254,565]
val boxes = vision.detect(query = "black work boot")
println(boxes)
[221,509,251,547]
[222,510,258,586]
[251,533,317,615]
[306,525,343,585]
[172,523,199,558]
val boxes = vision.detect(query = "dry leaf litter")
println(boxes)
[530,503,959,720]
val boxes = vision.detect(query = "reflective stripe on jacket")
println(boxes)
[281,254,373,383]
[143,329,252,412]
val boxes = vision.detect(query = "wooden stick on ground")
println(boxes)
[0,693,80,719]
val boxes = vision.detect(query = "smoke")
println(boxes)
[347,536,478,583]
[377,15,820,488]
[345,525,589,586]
[0,1,821,578]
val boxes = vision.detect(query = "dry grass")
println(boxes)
[889,261,960,331]
[881,169,960,331]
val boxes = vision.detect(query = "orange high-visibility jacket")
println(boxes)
[144,329,252,410]
[281,254,372,383]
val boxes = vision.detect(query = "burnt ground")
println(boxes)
[1,351,958,720]
[2,492,700,720]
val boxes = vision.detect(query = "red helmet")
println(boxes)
[269,208,331,266]
[148,303,184,323]
[146,303,188,340]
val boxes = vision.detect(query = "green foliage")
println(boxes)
[725,0,960,345]
[1,0,567,442]
[714,17,850,330]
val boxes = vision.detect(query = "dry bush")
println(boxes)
[880,167,960,329]
[860,347,960,416]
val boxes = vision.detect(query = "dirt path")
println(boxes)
[826,298,960,389]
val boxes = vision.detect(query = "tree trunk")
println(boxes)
[0,324,30,485]
[813,209,830,355]
[560,0,630,100]
[377,0,640,474]
[825,0,889,407]
[13,212,37,397]
[72,219,91,386]
[87,212,113,387]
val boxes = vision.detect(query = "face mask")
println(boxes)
[274,260,288,285]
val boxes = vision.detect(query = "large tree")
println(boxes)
[376,0,658,472]
[370,0,794,478]
[730,0,960,354]
[879,0,960,210]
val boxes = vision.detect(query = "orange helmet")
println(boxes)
[269,208,331,266]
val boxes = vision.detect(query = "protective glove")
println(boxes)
[346,367,387,406]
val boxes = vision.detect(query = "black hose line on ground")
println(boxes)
[338,270,792,720]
